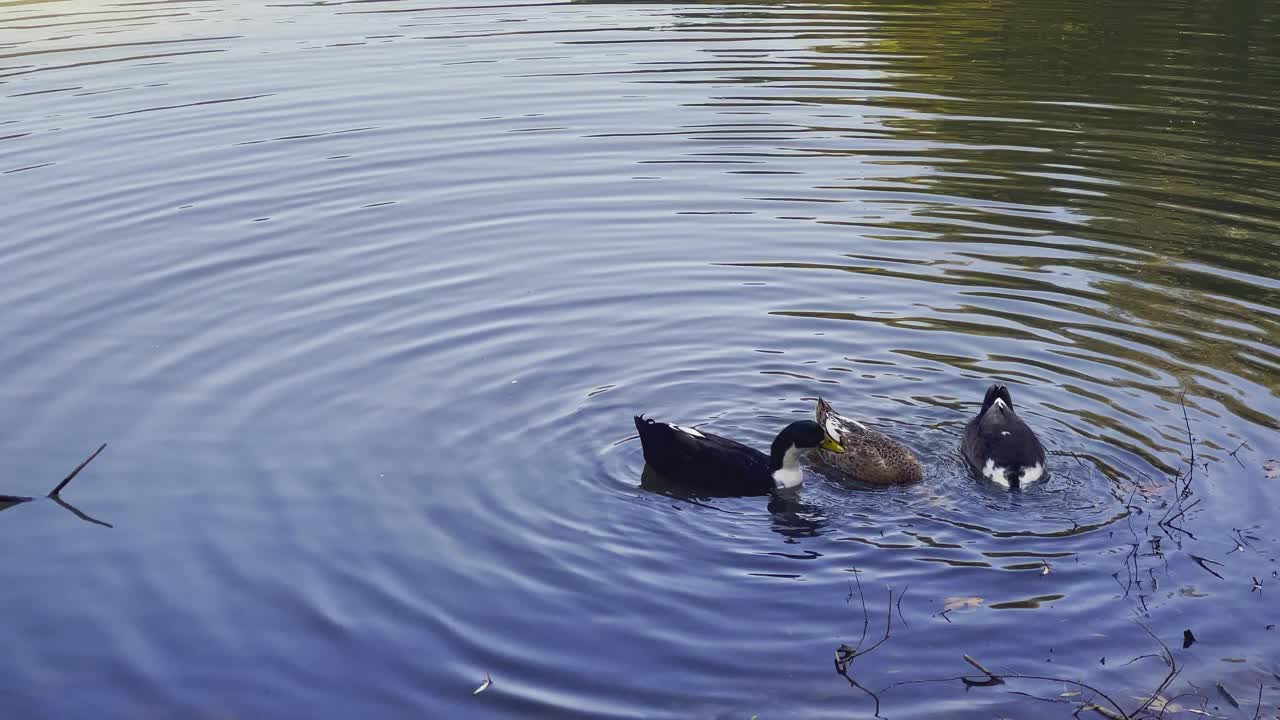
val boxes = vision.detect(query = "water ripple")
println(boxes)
[2,1,1279,718]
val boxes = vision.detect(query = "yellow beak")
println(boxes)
[821,435,845,453]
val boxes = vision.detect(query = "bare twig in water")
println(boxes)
[1,444,112,527]
[1130,620,1178,717]
[1180,394,1194,480]
[1157,395,1200,541]
[1217,682,1239,708]
[49,443,108,497]
[834,576,896,719]
[50,494,113,528]
[1227,440,1249,469]
[874,617,1191,720]
[836,587,893,666]
[849,568,870,653]
[1252,682,1263,720]
[896,585,910,628]
[961,654,1003,686]
[1188,554,1225,580]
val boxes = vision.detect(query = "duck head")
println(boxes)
[769,420,845,489]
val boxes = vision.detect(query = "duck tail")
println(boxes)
[634,415,661,445]
[815,397,834,425]
[633,415,671,468]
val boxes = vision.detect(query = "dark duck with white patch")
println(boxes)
[961,384,1046,489]
[633,415,844,496]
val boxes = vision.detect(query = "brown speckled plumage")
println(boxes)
[813,398,923,484]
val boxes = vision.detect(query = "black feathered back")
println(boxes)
[960,385,1046,488]
[634,416,774,496]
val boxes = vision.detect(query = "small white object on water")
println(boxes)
[473,673,492,695]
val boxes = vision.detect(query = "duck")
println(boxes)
[813,398,923,484]
[633,415,844,496]
[961,384,1046,488]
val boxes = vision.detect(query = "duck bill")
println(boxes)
[821,435,846,453]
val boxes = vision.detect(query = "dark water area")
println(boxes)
[2,0,1279,717]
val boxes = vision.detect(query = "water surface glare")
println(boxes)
[2,0,1279,718]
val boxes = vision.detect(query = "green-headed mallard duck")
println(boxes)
[633,415,844,495]
[814,398,922,484]
[961,383,1046,488]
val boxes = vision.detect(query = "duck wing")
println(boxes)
[817,397,874,442]
[815,399,923,484]
[633,416,771,493]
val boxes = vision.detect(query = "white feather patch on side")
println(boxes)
[824,417,843,438]
[672,424,704,439]
[825,416,866,439]
[1021,462,1045,485]
[982,458,1010,488]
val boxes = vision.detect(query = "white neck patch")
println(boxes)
[772,445,805,489]
[992,398,1008,410]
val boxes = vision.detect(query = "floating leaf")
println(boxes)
[1264,459,1280,479]
[473,673,492,695]
[943,596,983,611]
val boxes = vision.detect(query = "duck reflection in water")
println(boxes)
[638,465,827,538]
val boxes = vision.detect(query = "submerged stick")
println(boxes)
[48,443,107,497]
[962,654,1000,682]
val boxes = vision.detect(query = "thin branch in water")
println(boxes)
[50,494,113,528]
[850,568,869,654]
[1218,682,1240,708]
[896,584,910,628]
[1252,682,1263,720]
[1228,440,1249,469]
[1178,392,1195,490]
[1005,675,1130,719]
[1120,653,1161,667]
[1130,619,1178,717]
[835,585,896,717]
[960,654,1005,687]
[835,668,884,720]
[1188,554,1225,580]
[49,443,108,497]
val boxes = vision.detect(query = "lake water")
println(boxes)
[2,1,1278,717]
